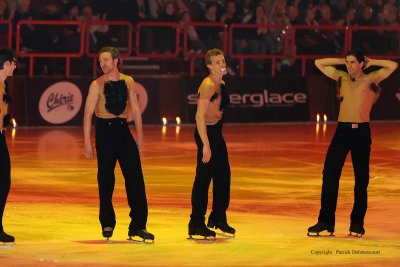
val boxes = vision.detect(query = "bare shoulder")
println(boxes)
[120,73,134,83]
[199,77,215,91]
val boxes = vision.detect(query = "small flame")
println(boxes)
[12,118,17,128]
[176,117,181,125]
[162,117,168,126]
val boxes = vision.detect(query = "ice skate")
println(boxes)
[207,219,236,236]
[348,223,365,238]
[0,230,15,244]
[188,224,216,240]
[307,222,334,237]
[102,227,114,241]
[128,229,155,243]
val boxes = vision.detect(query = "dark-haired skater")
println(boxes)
[308,50,397,237]
[0,48,17,244]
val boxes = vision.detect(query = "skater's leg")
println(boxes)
[350,124,371,229]
[117,125,148,232]
[209,134,231,227]
[189,128,214,228]
[318,125,350,227]
[95,120,118,230]
[0,133,12,238]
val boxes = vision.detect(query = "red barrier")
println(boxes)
[136,21,181,58]
[181,22,227,76]
[16,20,85,77]
[347,25,400,59]
[291,25,347,76]
[0,20,12,48]
[291,25,400,76]
[84,20,133,76]
[10,21,400,77]
[229,24,289,77]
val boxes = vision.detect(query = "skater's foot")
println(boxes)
[0,230,15,243]
[102,227,114,239]
[207,219,236,235]
[348,223,365,237]
[128,229,155,242]
[307,222,334,237]
[188,224,216,239]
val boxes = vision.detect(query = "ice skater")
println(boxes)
[0,48,17,244]
[308,49,397,237]
[188,49,235,239]
[83,46,154,242]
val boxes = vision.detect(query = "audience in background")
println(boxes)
[2,0,399,76]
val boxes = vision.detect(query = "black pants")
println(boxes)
[95,118,148,231]
[318,122,371,227]
[0,133,11,231]
[190,121,231,226]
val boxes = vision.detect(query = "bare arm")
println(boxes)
[127,79,143,151]
[195,79,216,163]
[315,58,344,81]
[83,81,99,159]
[195,98,211,163]
[364,57,398,83]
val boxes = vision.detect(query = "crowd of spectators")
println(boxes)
[0,0,399,75]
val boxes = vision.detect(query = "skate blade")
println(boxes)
[127,236,155,244]
[348,232,363,238]
[307,232,335,237]
[215,231,235,239]
[187,235,216,241]
[0,242,16,248]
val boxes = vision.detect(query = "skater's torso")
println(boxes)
[336,70,380,123]
[197,77,224,125]
[95,73,133,119]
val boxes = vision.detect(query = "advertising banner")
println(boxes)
[25,78,91,126]
[184,76,309,123]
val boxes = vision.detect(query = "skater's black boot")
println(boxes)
[207,219,236,235]
[188,224,216,239]
[102,227,114,240]
[128,229,155,243]
[0,229,15,243]
[349,223,365,237]
[307,222,334,237]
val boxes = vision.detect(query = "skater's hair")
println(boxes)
[205,49,224,68]
[98,46,120,66]
[0,48,17,70]
[345,49,366,69]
